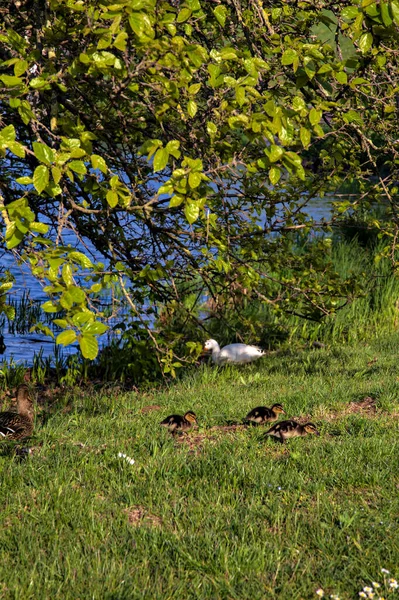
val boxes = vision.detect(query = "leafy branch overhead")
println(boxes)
[1,0,399,364]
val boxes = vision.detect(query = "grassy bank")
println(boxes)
[1,333,399,598]
[235,239,399,349]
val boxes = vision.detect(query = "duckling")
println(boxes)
[264,420,320,443]
[160,411,197,433]
[244,403,285,425]
[0,384,34,441]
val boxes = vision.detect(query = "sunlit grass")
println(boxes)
[2,334,399,598]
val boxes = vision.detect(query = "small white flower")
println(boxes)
[315,589,324,597]
[118,452,135,465]
[359,594,367,599]
[381,569,390,575]
[364,588,373,594]
[372,583,380,589]
[389,579,398,589]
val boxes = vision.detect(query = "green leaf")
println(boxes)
[169,195,184,208]
[341,6,359,19]
[16,176,32,185]
[33,141,55,165]
[0,75,22,87]
[177,8,192,22]
[6,229,24,250]
[72,312,93,326]
[113,31,128,51]
[309,108,322,126]
[343,110,364,125]
[79,334,99,359]
[91,154,107,173]
[281,49,298,65]
[214,5,227,26]
[70,148,86,159]
[335,71,348,84]
[380,0,393,26]
[106,190,118,208]
[153,147,169,172]
[269,166,281,185]
[184,202,200,224]
[392,0,399,25]
[236,86,246,106]
[188,83,201,95]
[56,330,77,346]
[30,222,49,234]
[165,140,181,159]
[62,264,74,286]
[207,122,217,136]
[53,319,69,328]
[68,160,87,175]
[8,141,25,158]
[66,286,86,304]
[219,47,238,60]
[69,252,93,268]
[187,100,198,118]
[128,12,154,38]
[52,166,62,184]
[267,144,284,163]
[300,127,311,148]
[41,301,59,313]
[359,32,373,54]
[0,282,13,293]
[29,77,50,90]
[188,172,201,189]
[284,151,302,168]
[33,165,49,193]
[0,124,16,143]
[14,59,28,76]
[82,321,109,335]
[318,64,332,74]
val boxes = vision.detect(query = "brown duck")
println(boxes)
[264,420,320,443]
[160,411,197,433]
[244,403,285,425]
[0,384,34,441]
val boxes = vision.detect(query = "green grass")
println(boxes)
[2,334,399,599]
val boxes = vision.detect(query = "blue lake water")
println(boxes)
[1,196,334,365]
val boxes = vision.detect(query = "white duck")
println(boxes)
[203,339,265,365]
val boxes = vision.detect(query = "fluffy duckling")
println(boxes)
[244,403,285,425]
[264,420,320,443]
[160,411,197,433]
[0,384,34,441]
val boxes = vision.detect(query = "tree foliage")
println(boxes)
[1,0,399,367]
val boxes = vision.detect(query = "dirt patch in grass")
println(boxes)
[209,424,246,432]
[125,506,162,528]
[347,396,377,414]
[322,395,377,421]
[175,433,216,452]
[140,404,161,414]
[292,396,379,425]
